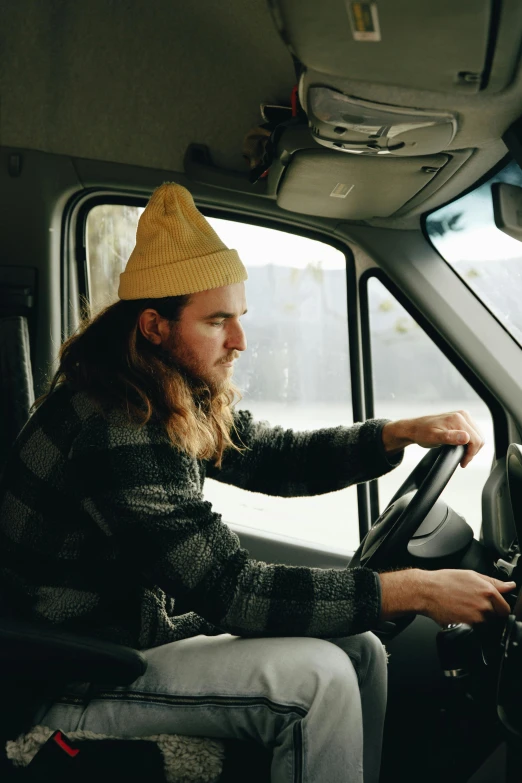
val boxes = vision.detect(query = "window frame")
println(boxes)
[70,192,376,546]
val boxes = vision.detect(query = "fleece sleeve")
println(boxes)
[206,410,403,496]
[69,414,383,639]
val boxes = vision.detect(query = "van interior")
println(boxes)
[3,1,522,781]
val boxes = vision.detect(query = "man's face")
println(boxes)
[166,282,248,389]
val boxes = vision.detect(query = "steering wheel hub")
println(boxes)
[350,444,466,570]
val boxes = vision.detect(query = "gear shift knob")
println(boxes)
[436,623,475,678]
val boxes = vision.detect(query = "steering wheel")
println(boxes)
[349,443,466,571]
[348,443,465,639]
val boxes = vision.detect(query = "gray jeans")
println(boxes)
[33,631,387,783]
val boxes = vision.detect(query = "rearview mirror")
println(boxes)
[492,182,522,242]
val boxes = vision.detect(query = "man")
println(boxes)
[0,183,514,783]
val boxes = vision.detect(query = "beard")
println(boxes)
[156,328,236,398]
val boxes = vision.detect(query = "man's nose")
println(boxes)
[225,321,247,352]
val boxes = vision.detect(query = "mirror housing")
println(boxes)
[492,182,522,242]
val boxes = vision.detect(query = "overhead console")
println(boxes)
[302,87,457,158]
[185,0,522,221]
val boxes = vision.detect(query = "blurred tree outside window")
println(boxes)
[86,204,144,312]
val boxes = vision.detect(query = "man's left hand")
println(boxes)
[382,410,485,468]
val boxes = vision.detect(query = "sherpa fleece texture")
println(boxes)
[7,724,224,782]
[0,384,402,649]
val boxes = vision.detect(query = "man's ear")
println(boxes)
[138,309,169,345]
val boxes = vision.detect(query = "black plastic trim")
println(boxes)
[359,276,381,525]
[480,0,503,91]
[345,248,372,539]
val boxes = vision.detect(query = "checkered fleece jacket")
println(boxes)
[0,385,402,649]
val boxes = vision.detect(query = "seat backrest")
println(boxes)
[0,316,35,475]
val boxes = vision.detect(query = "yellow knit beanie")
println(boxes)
[118,183,248,300]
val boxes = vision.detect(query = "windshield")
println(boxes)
[425,159,522,346]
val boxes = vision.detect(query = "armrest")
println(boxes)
[0,617,147,685]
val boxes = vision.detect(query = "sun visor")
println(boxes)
[276,150,450,219]
[269,0,522,95]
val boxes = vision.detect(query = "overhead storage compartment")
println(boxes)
[269,0,522,94]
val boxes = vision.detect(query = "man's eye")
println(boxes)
[209,321,225,327]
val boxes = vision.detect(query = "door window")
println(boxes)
[85,205,360,550]
[366,275,494,538]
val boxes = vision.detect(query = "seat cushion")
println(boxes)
[6,724,224,782]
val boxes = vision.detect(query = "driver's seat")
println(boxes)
[0,614,148,779]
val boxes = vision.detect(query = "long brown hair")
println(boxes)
[34,296,244,466]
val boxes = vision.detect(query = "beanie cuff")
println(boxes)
[118,249,248,300]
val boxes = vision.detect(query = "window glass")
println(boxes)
[426,159,522,345]
[86,204,145,312]
[368,276,494,538]
[85,205,360,550]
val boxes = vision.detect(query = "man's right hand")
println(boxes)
[379,568,516,626]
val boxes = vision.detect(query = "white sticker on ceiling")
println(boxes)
[348,2,381,42]
[330,183,355,199]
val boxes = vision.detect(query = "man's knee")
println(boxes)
[327,631,388,684]
[359,631,388,665]
[292,637,359,704]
